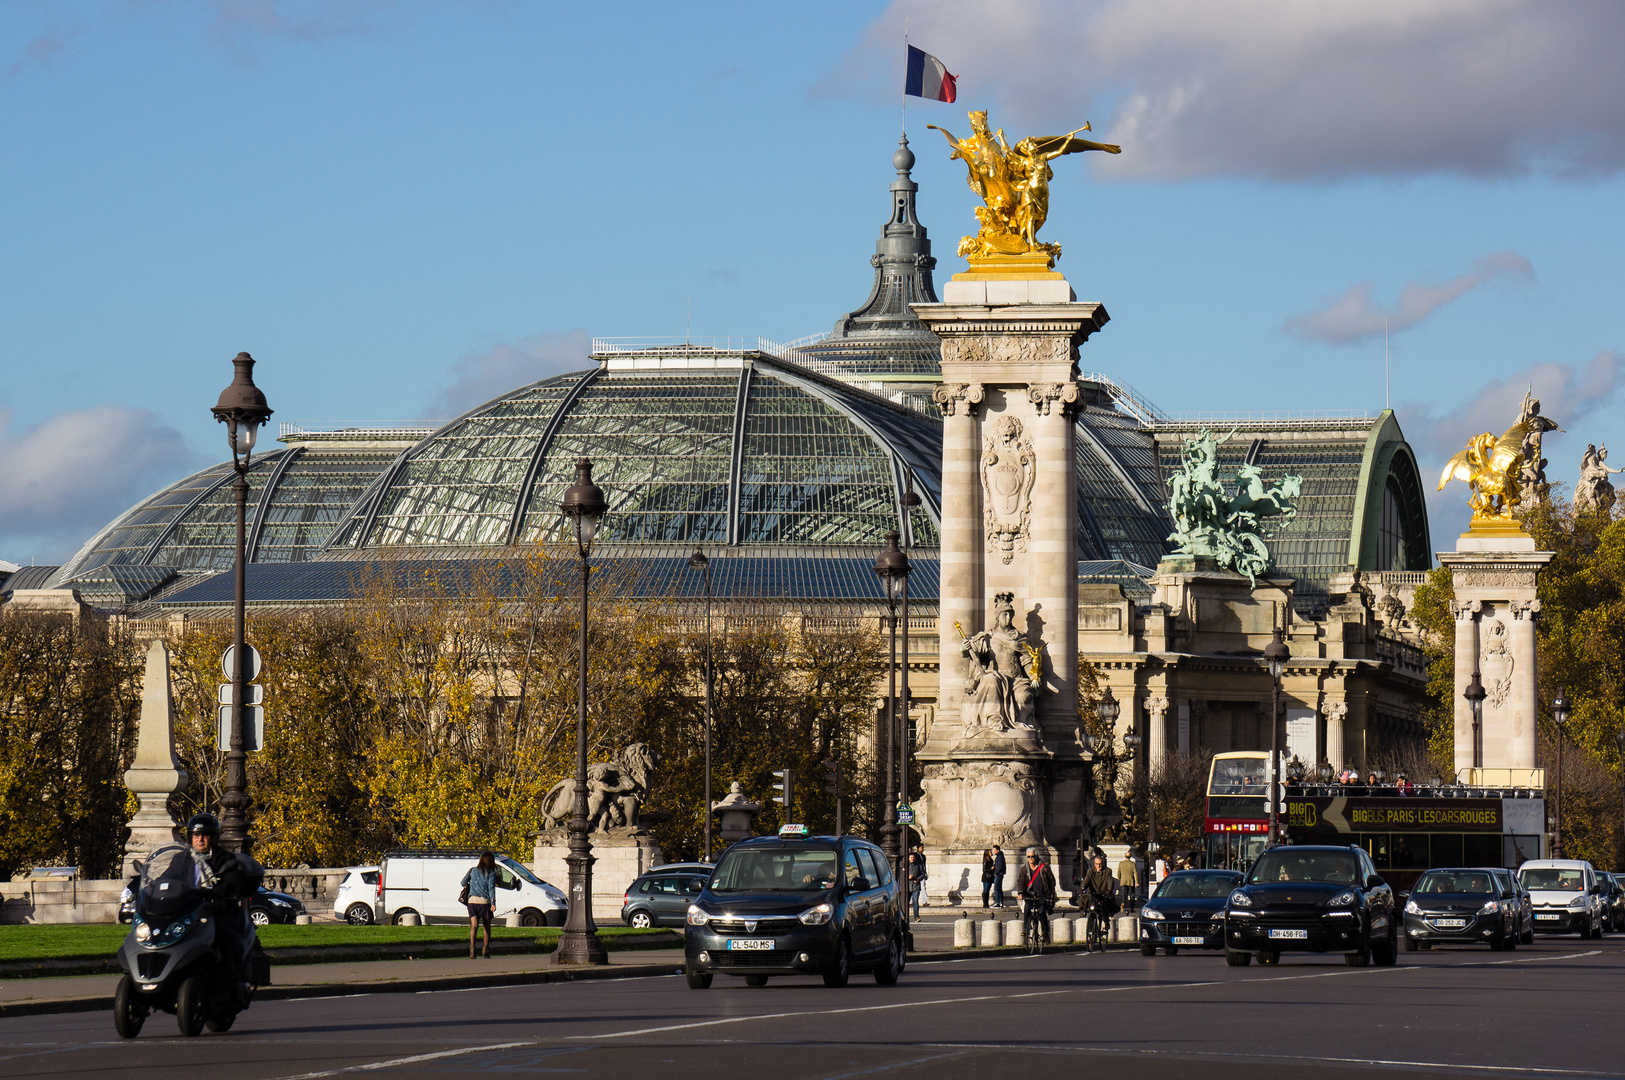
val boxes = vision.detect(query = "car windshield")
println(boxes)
[1414,871,1494,895]
[1519,867,1584,891]
[499,856,544,886]
[710,847,839,893]
[1247,851,1359,885]
[1155,873,1238,899]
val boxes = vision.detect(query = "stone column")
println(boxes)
[122,640,189,877]
[932,381,985,729]
[1507,599,1542,770]
[1450,599,1481,778]
[1145,696,1170,770]
[1322,700,1347,772]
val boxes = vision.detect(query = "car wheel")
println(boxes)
[822,937,851,987]
[685,968,713,990]
[112,974,146,1039]
[520,908,544,928]
[205,1011,237,1033]
[1164,946,1179,957]
[1504,930,1517,951]
[628,911,653,929]
[1224,947,1251,967]
[1522,926,1534,945]
[1373,925,1397,966]
[176,976,208,1037]
[874,936,902,986]
[1404,933,1418,952]
[1345,936,1371,967]
[1579,921,1593,940]
[1140,944,1156,957]
[744,975,769,987]
[345,903,375,926]
[249,908,272,927]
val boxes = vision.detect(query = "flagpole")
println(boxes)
[902,17,908,137]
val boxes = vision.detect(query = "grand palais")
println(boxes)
[2,138,1435,775]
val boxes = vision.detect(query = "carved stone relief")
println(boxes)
[1452,569,1539,590]
[959,760,1039,848]
[1026,382,1081,416]
[942,333,1071,367]
[1322,701,1349,723]
[1481,618,1514,708]
[933,381,986,418]
[982,416,1036,564]
[1508,599,1542,621]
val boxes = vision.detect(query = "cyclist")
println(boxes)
[1076,852,1118,952]
[1016,847,1057,948]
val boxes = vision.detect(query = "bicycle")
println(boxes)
[1020,896,1050,955]
[1080,894,1108,951]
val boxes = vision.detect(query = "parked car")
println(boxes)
[1517,859,1606,938]
[622,863,712,928]
[1598,872,1625,933]
[380,850,567,926]
[1490,867,1535,945]
[1138,870,1242,956]
[248,885,307,925]
[333,866,382,925]
[683,827,903,989]
[1402,868,1519,951]
[1223,845,1397,967]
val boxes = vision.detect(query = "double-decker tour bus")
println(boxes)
[1204,751,1274,871]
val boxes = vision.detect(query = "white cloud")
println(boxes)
[850,1,1625,181]
[0,406,202,565]
[1284,252,1533,345]
[207,0,400,62]
[423,329,592,421]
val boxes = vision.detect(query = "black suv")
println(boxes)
[1224,845,1397,967]
[622,863,712,928]
[683,831,903,988]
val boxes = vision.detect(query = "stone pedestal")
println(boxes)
[531,830,663,922]
[912,275,1107,901]
[1438,526,1553,776]
[122,641,189,877]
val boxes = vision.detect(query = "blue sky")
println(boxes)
[3,0,1623,564]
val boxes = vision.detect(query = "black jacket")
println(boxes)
[992,850,1007,878]
[1017,861,1057,902]
[199,846,248,907]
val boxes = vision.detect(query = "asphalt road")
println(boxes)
[3,935,1620,1080]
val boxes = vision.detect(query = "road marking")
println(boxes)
[819,1052,964,1079]
[271,1041,535,1079]
[1476,950,1600,965]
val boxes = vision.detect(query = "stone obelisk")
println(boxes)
[121,640,189,876]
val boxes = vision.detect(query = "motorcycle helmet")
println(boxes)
[186,812,222,840]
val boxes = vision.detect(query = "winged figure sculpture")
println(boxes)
[1438,422,1529,520]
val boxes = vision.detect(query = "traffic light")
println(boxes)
[772,767,794,815]
[822,759,841,796]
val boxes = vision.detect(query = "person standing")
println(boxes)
[1117,849,1141,909]
[906,851,925,920]
[980,848,996,909]
[461,852,503,959]
[912,842,930,907]
[991,845,1008,908]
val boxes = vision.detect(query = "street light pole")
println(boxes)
[689,549,714,862]
[1465,670,1487,772]
[898,474,920,858]
[556,459,609,966]
[210,352,272,855]
[1093,688,1121,882]
[873,531,911,884]
[1551,687,1570,860]
[1263,627,1290,848]
[1616,725,1625,864]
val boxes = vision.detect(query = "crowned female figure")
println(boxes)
[960,593,1038,736]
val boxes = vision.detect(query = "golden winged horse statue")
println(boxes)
[1437,421,1530,521]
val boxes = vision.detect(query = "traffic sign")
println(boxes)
[217,683,263,706]
[896,803,915,824]
[220,644,262,682]
[217,705,264,752]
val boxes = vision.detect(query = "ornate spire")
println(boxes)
[829,135,940,339]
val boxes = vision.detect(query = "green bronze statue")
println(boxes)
[1166,429,1302,586]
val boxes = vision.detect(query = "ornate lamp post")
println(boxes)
[873,531,911,881]
[556,459,609,966]
[1551,687,1571,859]
[210,353,272,854]
[897,475,921,853]
[1263,627,1290,847]
[689,548,714,862]
[1077,727,1107,877]
[1122,722,1144,851]
[1615,725,1625,860]
[1464,669,1487,772]
[1091,688,1122,878]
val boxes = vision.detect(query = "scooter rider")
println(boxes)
[186,813,248,986]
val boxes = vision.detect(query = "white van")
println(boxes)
[1516,858,1606,938]
[380,850,568,927]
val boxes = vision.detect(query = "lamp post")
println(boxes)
[1551,687,1570,860]
[556,458,609,966]
[1077,728,1106,881]
[1094,688,1122,878]
[1263,627,1290,847]
[1122,722,1146,856]
[897,474,921,857]
[210,352,272,854]
[1615,725,1625,862]
[1465,669,1487,773]
[689,548,714,862]
[873,531,911,883]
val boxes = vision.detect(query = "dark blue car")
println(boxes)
[1139,870,1243,955]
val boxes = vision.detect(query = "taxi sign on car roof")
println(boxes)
[778,824,809,838]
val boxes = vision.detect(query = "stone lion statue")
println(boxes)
[539,742,655,832]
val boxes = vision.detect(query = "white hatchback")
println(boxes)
[333,865,382,925]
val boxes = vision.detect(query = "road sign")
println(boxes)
[896,803,915,825]
[217,705,264,752]
[220,644,262,682]
[217,683,263,706]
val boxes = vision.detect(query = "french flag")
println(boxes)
[905,45,956,103]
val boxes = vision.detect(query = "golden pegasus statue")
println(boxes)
[927,109,1120,268]
[1437,421,1531,521]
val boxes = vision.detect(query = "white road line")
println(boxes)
[270,1040,536,1079]
[819,1052,964,1079]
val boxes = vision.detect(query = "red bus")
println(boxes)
[1204,751,1273,872]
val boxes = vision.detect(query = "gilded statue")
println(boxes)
[1437,422,1532,521]
[927,110,1120,266]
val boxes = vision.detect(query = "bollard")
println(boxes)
[954,918,975,948]
[1050,916,1072,944]
[977,919,1000,947]
[1074,916,1091,943]
[505,912,523,928]
[399,912,420,926]
[294,914,313,926]
[1002,919,1024,946]
[1113,914,1138,943]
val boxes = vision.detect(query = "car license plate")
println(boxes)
[1268,929,1308,939]
[1434,919,1467,928]
[726,939,773,950]
[1173,936,1206,945]
[1536,913,1560,921]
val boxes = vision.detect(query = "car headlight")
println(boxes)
[686,905,711,927]
[120,886,133,904]
[1328,891,1357,908]
[1141,908,1165,921]
[799,902,833,925]
[270,898,292,907]
[1568,896,1587,909]
[1229,890,1253,908]
[135,922,152,942]
[1404,899,1421,915]
[1480,900,1500,914]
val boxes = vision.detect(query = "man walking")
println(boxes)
[990,845,1007,908]
[1117,848,1141,909]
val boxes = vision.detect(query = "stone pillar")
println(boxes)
[122,640,189,877]
[1145,696,1170,770]
[1506,599,1541,770]
[1322,700,1348,772]
[1449,600,1482,777]
[933,381,985,730]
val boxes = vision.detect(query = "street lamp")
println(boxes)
[1615,725,1625,861]
[1263,627,1290,846]
[688,548,714,862]
[556,458,609,966]
[1551,687,1571,860]
[897,474,921,856]
[210,352,272,854]
[1464,669,1487,771]
[873,530,911,882]
[1122,721,1147,855]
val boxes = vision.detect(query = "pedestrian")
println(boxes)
[991,845,1007,908]
[907,851,925,920]
[461,852,501,959]
[913,842,930,906]
[1117,849,1140,909]
[980,847,996,909]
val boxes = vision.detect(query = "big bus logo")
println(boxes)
[1286,801,1317,828]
